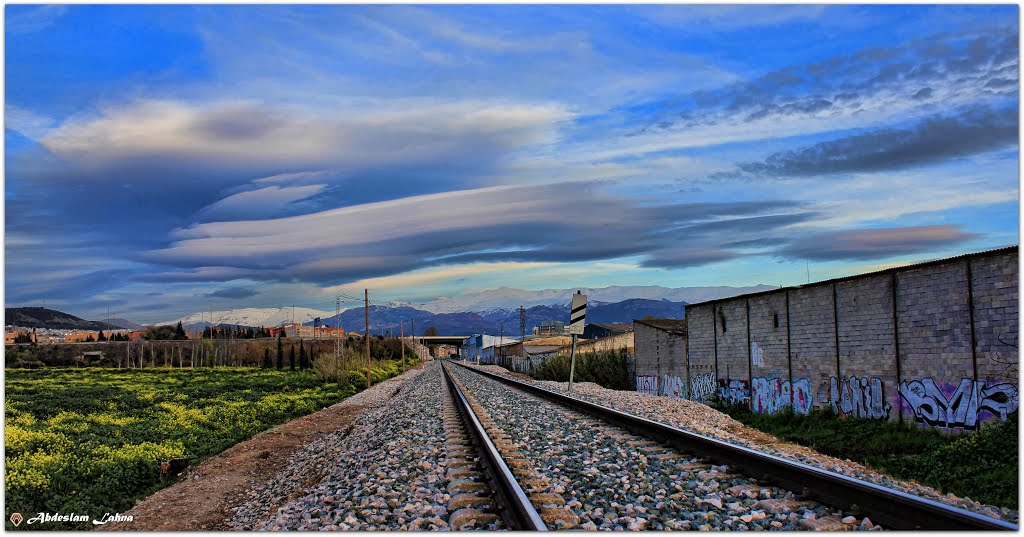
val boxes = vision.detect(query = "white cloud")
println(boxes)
[40,98,571,169]
[197,184,327,221]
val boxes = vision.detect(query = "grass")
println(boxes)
[713,402,1018,509]
[4,362,407,529]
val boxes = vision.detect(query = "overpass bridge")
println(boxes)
[405,335,468,347]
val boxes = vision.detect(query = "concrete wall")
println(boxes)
[634,324,687,399]
[680,247,1019,430]
[575,331,635,355]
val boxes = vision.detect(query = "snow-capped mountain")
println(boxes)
[158,306,333,328]
[412,285,776,313]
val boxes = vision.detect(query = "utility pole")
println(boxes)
[335,296,341,381]
[499,323,504,367]
[520,305,527,373]
[400,320,405,371]
[364,289,370,389]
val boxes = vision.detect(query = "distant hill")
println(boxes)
[305,298,688,336]
[5,307,120,330]
[107,318,145,330]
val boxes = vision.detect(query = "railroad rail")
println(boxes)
[440,362,547,531]
[451,361,1017,531]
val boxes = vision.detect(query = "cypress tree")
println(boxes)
[289,345,296,371]
[299,340,307,370]
[276,333,284,370]
[263,348,271,369]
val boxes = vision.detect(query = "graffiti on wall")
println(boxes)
[718,379,750,406]
[751,377,813,415]
[636,375,658,395]
[829,376,892,420]
[899,377,1019,429]
[690,373,716,403]
[661,375,686,399]
[750,341,765,367]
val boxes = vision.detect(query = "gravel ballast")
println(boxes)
[467,363,1018,525]
[230,363,462,530]
[450,364,874,531]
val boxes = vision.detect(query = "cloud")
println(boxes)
[202,286,259,299]
[778,225,978,261]
[197,184,328,221]
[735,105,1018,177]
[142,183,809,283]
[620,23,1017,150]
[7,5,68,35]
[39,98,569,170]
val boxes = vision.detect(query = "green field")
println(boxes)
[5,363,404,529]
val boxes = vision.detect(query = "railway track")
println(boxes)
[447,360,1017,531]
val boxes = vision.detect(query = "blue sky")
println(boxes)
[4,4,1019,323]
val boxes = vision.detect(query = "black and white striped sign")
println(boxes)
[568,292,587,335]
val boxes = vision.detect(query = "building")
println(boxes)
[684,246,1018,429]
[533,320,566,336]
[633,319,690,399]
[582,322,633,340]
[281,323,314,339]
[494,335,574,373]
[460,334,506,363]
[313,326,345,339]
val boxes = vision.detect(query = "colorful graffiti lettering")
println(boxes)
[792,379,813,414]
[750,341,765,367]
[829,376,892,420]
[898,377,1019,430]
[751,377,814,415]
[689,373,716,403]
[636,375,658,395]
[717,379,750,406]
[661,375,686,398]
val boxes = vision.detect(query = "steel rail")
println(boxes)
[440,362,548,531]
[452,361,1017,531]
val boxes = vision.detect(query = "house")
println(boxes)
[582,322,633,340]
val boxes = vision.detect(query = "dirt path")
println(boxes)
[102,363,428,531]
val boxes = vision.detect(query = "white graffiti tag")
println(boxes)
[689,373,716,403]
[661,375,686,399]
[829,376,892,420]
[750,341,765,367]
[636,376,658,395]
[898,377,1019,429]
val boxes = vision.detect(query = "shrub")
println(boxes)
[534,348,632,390]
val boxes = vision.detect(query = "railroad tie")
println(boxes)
[440,379,502,530]
[448,370,579,529]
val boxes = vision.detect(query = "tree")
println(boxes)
[175,321,187,340]
[97,330,107,342]
[299,340,308,370]
[289,345,296,371]
[276,333,284,370]
[263,348,272,369]
[424,325,439,337]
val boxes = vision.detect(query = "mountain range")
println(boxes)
[9,284,773,334]
[5,307,124,331]
[313,297,691,336]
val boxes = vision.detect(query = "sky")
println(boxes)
[4,4,1020,323]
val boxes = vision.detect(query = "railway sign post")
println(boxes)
[567,291,586,392]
